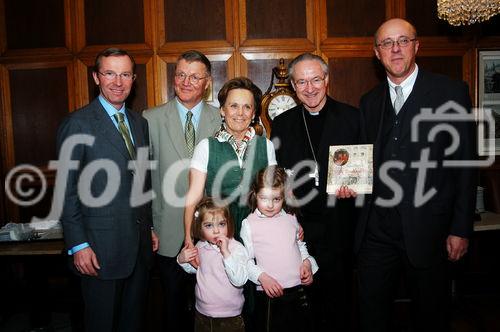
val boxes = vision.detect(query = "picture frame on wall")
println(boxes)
[478,50,500,156]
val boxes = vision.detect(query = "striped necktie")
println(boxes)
[185,111,195,157]
[113,112,135,159]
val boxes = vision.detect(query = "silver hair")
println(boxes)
[288,53,329,80]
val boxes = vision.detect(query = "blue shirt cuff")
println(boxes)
[68,242,90,255]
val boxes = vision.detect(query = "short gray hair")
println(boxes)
[288,53,328,79]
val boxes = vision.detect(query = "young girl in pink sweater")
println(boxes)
[241,166,319,331]
[178,197,249,332]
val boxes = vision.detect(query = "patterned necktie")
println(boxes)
[113,112,135,159]
[185,111,195,157]
[394,85,404,114]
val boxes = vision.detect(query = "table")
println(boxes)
[474,212,500,232]
[0,239,65,256]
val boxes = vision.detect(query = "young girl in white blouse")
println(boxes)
[178,197,248,332]
[241,166,319,332]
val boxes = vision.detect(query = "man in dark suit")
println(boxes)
[57,48,159,332]
[271,53,360,331]
[354,19,476,331]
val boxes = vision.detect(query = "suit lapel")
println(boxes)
[366,84,389,168]
[163,102,190,158]
[91,99,131,160]
[318,101,334,162]
[127,109,143,148]
[398,70,432,142]
[197,103,220,144]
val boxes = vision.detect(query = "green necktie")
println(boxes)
[185,111,195,157]
[113,112,136,159]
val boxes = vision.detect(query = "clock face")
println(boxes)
[267,94,297,120]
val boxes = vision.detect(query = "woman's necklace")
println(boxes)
[301,107,319,187]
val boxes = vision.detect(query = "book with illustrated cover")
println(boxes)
[326,144,373,194]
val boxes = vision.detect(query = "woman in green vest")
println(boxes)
[183,77,277,248]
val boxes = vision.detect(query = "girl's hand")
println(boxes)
[298,223,304,241]
[190,255,200,269]
[258,273,284,298]
[300,259,313,285]
[215,235,230,258]
[178,245,198,264]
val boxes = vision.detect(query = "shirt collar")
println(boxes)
[254,208,286,218]
[198,240,221,252]
[387,63,419,91]
[98,94,126,118]
[176,97,203,128]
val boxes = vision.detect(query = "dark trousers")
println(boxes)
[255,286,313,332]
[302,221,354,331]
[357,233,450,332]
[80,255,150,332]
[194,310,245,332]
[157,254,194,332]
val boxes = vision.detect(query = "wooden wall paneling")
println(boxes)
[155,53,232,107]
[144,56,156,109]
[7,61,74,166]
[81,55,154,113]
[324,0,386,38]
[386,0,404,19]
[143,0,156,49]
[239,0,314,50]
[416,42,471,82]
[1,61,75,221]
[74,0,86,52]
[417,55,464,81]
[405,0,465,37]
[239,52,303,131]
[85,0,144,45]
[479,15,500,37]
[74,58,91,109]
[0,64,15,183]
[2,0,72,57]
[323,49,384,108]
[205,53,233,108]
[76,0,152,54]
[164,0,225,41]
[0,66,5,223]
[0,0,6,55]
[18,188,54,222]
[320,0,390,47]
[158,0,234,53]
[154,54,172,105]
[239,52,304,89]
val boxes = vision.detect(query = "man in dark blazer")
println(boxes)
[271,53,360,331]
[57,48,158,332]
[354,19,477,331]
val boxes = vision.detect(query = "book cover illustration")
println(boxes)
[326,144,373,194]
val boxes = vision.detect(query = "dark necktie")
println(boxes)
[113,112,135,159]
[185,111,195,157]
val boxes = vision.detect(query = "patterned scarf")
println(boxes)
[214,124,255,160]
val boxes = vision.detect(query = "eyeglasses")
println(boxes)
[294,76,326,90]
[376,36,417,50]
[175,72,208,85]
[98,71,136,81]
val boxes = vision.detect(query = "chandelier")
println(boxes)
[437,0,500,26]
